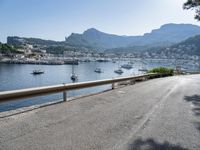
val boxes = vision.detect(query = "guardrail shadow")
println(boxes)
[128,138,188,150]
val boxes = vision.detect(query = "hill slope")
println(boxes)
[167,35,200,56]
[7,36,63,46]
[148,35,200,59]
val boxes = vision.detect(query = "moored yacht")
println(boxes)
[94,68,103,73]
[71,51,78,82]
[138,67,148,72]
[121,63,133,69]
[114,68,123,74]
[31,69,44,75]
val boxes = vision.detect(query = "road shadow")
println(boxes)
[128,138,188,150]
[194,122,200,131]
[184,95,200,114]
[184,95,200,132]
[184,94,200,116]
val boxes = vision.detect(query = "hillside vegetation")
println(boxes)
[0,44,21,55]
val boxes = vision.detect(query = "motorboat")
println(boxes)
[94,68,103,73]
[31,70,44,75]
[138,68,148,72]
[114,68,123,74]
[121,64,133,69]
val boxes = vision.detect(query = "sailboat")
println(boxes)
[138,58,148,73]
[114,58,123,74]
[71,52,78,81]
[93,55,103,73]
[94,58,103,73]
[71,71,78,81]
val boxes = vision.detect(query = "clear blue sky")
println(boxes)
[0,0,199,43]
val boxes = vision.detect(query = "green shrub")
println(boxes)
[148,67,174,75]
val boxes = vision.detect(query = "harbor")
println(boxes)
[0,58,200,112]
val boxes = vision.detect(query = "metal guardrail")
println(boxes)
[0,73,163,103]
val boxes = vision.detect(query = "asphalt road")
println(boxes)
[0,75,200,150]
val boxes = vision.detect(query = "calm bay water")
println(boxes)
[0,59,198,112]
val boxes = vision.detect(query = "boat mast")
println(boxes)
[72,51,75,75]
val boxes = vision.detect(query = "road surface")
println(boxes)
[0,75,200,150]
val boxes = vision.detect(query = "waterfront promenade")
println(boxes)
[0,75,200,150]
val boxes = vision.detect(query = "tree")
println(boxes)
[184,0,200,21]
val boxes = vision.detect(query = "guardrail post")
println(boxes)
[130,79,135,85]
[63,91,67,101]
[112,82,115,89]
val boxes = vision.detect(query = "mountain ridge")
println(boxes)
[7,23,200,54]
[65,23,200,51]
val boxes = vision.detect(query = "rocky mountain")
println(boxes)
[65,28,139,50]
[65,24,200,51]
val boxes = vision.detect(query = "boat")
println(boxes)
[31,57,44,75]
[138,68,148,72]
[112,60,116,63]
[114,57,124,74]
[139,59,148,72]
[71,74,78,81]
[71,51,78,82]
[64,60,79,65]
[31,70,44,75]
[121,64,133,69]
[96,59,109,62]
[114,68,123,74]
[71,66,78,81]
[94,68,103,73]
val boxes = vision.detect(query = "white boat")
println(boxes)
[31,59,44,75]
[121,64,133,69]
[114,57,124,74]
[31,69,44,75]
[114,68,123,74]
[138,67,148,72]
[94,68,103,73]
